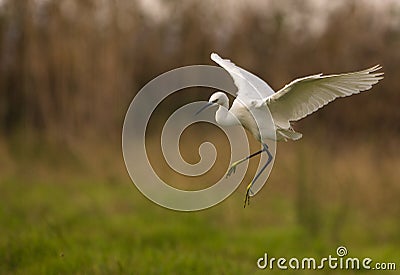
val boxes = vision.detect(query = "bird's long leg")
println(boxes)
[226,149,264,178]
[244,143,273,208]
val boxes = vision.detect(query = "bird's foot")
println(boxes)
[226,160,241,178]
[243,183,254,208]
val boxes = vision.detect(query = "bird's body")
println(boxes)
[197,53,384,207]
[229,100,265,141]
[213,95,273,141]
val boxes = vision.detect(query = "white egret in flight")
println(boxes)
[196,53,384,207]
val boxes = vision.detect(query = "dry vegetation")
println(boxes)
[0,0,399,140]
[0,1,399,273]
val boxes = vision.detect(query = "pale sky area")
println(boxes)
[1,0,399,36]
[136,0,400,35]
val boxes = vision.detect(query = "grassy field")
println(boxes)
[0,137,399,274]
[1,1,399,273]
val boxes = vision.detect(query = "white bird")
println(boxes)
[196,53,384,207]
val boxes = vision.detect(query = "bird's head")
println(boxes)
[195,91,229,115]
[209,92,229,106]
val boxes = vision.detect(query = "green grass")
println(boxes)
[1,178,399,274]
[1,139,399,274]
[0,177,291,274]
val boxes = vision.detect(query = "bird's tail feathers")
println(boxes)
[277,128,303,141]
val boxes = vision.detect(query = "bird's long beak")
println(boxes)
[195,102,214,115]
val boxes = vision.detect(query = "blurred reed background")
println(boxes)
[1,0,399,274]
[1,0,399,140]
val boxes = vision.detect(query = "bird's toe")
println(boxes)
[226,164,237,178]
[243,185,253,208]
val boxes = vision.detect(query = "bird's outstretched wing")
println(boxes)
[266,65,384,129]
[211,53,275,105]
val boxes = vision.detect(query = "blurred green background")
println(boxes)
[1,0,399,274]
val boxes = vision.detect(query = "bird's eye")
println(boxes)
[211,99,218,103]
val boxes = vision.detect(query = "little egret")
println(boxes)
[197,53,384,207]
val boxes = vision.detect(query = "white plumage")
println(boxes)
[197,53,384,207]
[210,53,384,142]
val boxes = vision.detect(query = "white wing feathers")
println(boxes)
[267,65,384,129]
[211,53,274,103]
[211,53,384,139]
[211,53,246,92]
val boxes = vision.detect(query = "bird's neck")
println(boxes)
[216,106,239,127]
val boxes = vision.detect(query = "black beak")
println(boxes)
[195,102,214,115]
